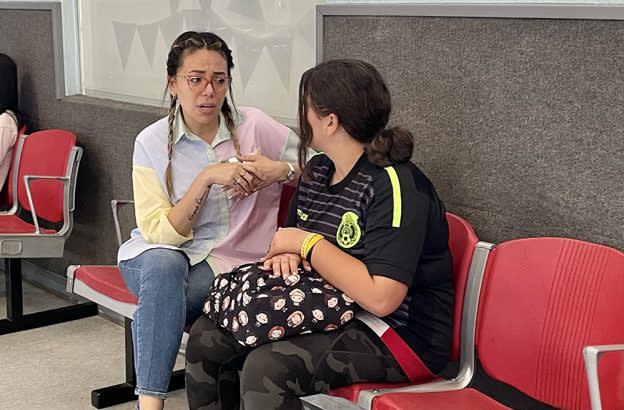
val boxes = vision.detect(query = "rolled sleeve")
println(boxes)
[133,165,192,246]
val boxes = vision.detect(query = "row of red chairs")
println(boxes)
[65,187,624,409]
[305,234,623,410]
[0,129,97,335]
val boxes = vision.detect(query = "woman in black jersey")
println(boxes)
[185,59,454,410]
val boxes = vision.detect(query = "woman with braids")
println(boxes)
[116,31,300,410]
[185,59,454,409]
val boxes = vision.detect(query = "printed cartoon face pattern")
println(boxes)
[203,263,357,347]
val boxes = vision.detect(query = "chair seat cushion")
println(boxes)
[74,265,137,304]
[0,215,56,234]
[372,388,510,410]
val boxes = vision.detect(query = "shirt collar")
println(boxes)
[172,103,245,148]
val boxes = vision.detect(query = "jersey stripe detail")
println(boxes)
[384,166,402,227]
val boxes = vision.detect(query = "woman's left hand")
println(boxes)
[263,227,309,260]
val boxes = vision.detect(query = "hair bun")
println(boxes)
[366,126,414,167]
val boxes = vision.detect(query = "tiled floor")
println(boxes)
[0,271,187,410]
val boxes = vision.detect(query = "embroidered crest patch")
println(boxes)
[336,211,361,248]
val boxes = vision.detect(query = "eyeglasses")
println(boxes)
[175,73,231,92]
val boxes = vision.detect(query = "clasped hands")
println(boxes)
[217,149,287,200]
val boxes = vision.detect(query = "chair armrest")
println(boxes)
[353,241,496,410]
[302,394,356,409]
[354,375,476,410]
[584,344,624,410]
[23,174,70,234]
[111,199,134,247]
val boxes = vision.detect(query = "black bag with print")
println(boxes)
[203,262,358,347]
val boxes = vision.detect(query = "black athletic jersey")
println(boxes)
[285,153,453,373]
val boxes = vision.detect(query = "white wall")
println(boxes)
[4,0,622,123]
[79,0,321,125]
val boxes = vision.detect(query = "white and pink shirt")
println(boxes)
[118,106,300,274]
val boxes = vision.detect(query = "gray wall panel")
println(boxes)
[1,9,161,276]
[323,15,623,250]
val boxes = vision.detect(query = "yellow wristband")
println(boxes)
[300,233,317,260]
[300,235,311,261]
[301,233,324,260]
[304,235,323,261]
[301,234,314,260]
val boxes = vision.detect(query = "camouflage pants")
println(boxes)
[185,315,408,410]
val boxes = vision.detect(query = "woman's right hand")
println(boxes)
[259,253,312,279]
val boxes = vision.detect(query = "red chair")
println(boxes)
[305,213,492,407]
[66,183,296,408]
[0,129,97,334]
[366,238,624,410]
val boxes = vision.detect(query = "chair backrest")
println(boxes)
[16,129,78,223]
[446,212,480,361]
[277,183,296,227]
[475,237,624,409]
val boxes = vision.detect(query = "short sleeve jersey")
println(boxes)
[286,153,453,373]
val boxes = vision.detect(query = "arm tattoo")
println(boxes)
[187,188,209,221]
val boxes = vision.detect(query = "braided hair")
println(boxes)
[164,31,240,197]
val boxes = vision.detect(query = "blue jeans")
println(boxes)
[119,248,215,398]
